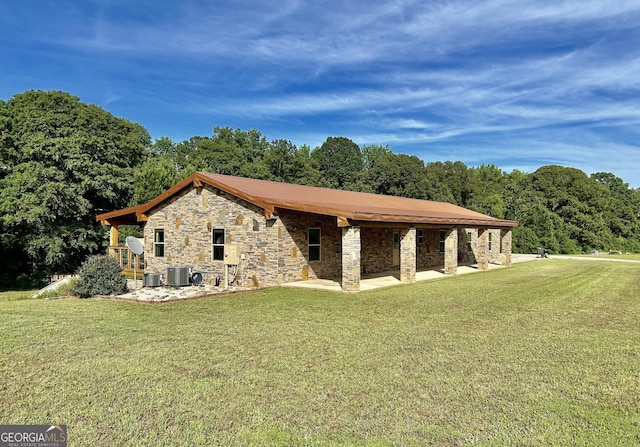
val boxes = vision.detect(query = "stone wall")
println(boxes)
[278,213,342,282]
[416,228,445,268]
[463,228,502,265]
[143,185,279,287]
[143,185,344,288]
[400,227,416,283]
[360,227,394,273]
[141,183,511,289]
[341,226,361,292]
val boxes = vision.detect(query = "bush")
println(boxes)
[75,255,128,298]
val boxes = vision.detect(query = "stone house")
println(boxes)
[97,172,518,292]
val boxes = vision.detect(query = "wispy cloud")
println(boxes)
[2,0,640,185]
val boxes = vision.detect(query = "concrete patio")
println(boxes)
[281,254,538,292]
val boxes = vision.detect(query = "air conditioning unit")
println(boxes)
[143,273,161,287]
[166,266,191,286]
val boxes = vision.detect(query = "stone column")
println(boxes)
[477,228,489,270]
[400,226,416,283]
[501,228,512,267]
[341,226,361,292]
[444,227,458,275]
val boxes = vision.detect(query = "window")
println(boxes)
[467,231,473,252]
[439,230,446,253]
[212,229,225,261]
[308,228,321,262]
[417,229,424,245]
[488,232,493,251]
[154,229,165,257]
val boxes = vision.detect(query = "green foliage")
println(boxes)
[311,136,364,189]
[423,161,469,204]
[367,153,429,198]
[74,255,128,298]
[361,144,393,170]
[2,88,639,290]
[131,128,640,255]
[0,90,150,276]
[132,154,182,205]
[117,225,144,243]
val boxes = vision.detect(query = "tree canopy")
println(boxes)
[2,89,639,285]
[0,90,150,282]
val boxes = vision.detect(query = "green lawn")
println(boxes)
[569,253,640,262]
[1,260,639,446]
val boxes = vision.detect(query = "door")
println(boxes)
[393,230,400,266]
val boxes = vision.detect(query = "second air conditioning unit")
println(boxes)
[166,266,191,286]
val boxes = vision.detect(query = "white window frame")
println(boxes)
[212,229,225,261]
[308,228,321,262]
[154,229,165,258]
[439,230,446,253]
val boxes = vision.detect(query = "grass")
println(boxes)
[1,260,639,446]
[0,289,37,301]
[569,252,640,262]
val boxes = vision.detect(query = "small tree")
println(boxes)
[75,255,128,298]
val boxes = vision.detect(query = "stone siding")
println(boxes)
[400,227,416,283]
[143,185,344,288]
[144,185,279,287]
[360,228,395,273]
[416,228,445,268]
[278,214,342,282]
[341,226,361,292]
[141,183,511,290]
[463,228,502,265]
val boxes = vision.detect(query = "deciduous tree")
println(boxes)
[0,90,149,276]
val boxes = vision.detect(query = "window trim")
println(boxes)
[308,228,321,262]
[467,231,473,252]
[439,229,446,253]
[212,228,225,261]
[154,229,165,258]
[417,228,424,245]
[488,232,493,251]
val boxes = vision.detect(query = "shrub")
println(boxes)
[75,255,128,298]
[57,277,80,297]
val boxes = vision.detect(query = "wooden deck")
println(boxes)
[109,246,144,275]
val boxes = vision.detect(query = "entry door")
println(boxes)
[393,230,400,266]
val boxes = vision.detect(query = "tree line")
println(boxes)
[1,91,639,286]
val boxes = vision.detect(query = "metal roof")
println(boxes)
[97,172,518,228]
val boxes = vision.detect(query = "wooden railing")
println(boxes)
[109,246,145,275]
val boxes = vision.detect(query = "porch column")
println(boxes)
[444,227,458,275]
[400,226,416,283]
[477,228,489,270]
[501,228,512,267]
[341,226,361,292]
[109,226,119,247]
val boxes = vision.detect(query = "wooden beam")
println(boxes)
[337,216,351,227]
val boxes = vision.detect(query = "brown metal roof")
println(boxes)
[97,172,518,228]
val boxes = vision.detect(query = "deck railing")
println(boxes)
[109,246,145,274]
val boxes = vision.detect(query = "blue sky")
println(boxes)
[2,0,640,187]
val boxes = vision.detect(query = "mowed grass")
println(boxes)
[571,253,640,262]
[1,260,639,446]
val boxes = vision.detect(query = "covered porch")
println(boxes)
[105,223,145,276]
[337,223,514,292]
[284,262,509,292]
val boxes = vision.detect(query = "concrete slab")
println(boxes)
[281,261,516,293]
